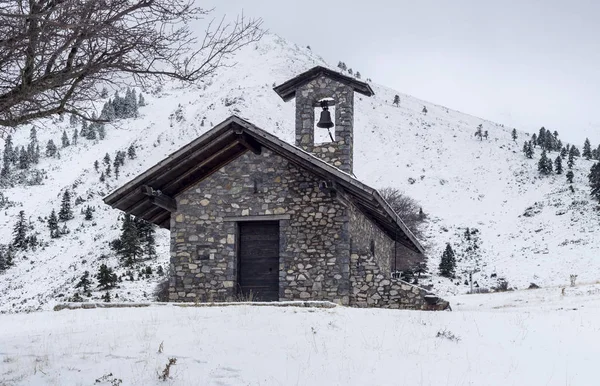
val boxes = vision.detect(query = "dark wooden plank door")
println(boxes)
[238,221,279,301]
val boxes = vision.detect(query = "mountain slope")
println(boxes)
[0,34,598,312]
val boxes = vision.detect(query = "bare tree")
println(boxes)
[0,0,264,128]
[380,187,428,276]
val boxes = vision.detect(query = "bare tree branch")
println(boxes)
[0,0,264,128]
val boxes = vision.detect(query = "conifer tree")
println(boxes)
[103,153,111,166]
[560,147,567,159]
[61,130,70,147]
[355,71,361,79]
[117,214,142,266]
[474,124,483,140]
[392,95,400,106]
[97,264,118,289]
[531,133,537,147]
[0,247,7,272]
[439,243,456,278]
[80,120,88,138]
[102,291,111,302]
[589,162,600,201]
[69,113,78,126]
[18,147,29,169]
[45,139,57,157]
[554,156,563,174]
[525,141,534,159]
[138,93,146,107]
[58,190,73,221]
[583,138,592,160]
[100,172,106,182]
[72,128,78,145]
[566,170,574,184]
[136,218,156,258]
[105,164,111,177]
[48,209,60,238]
[12,210,28,250]
[511,128,517,142]
[75,271,92,295]
[127,144,136,159]
[538,149,551,175]
[572,146,581,157]
[538,127,546,148]
[422,106,428,114]
[94,160,99,172]
[97,124,106,140]
[84,206,94,221]
[568,147,576,169]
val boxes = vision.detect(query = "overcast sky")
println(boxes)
[207,0,600,145]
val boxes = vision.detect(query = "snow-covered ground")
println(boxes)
[1,286,599,386]
[0,33,599,312]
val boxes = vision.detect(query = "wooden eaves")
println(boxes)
[103,115,424,254]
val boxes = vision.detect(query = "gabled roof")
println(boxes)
[273,66,375,102]
[103,116,423,254]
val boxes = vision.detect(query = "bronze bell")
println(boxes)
[316,102,334,129]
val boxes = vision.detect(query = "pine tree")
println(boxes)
[355,71,361,79]
[554,156,563,174]
[58,190,73,221]
[347,68,353,75]
[560,147,567,159]
[393,95,400,106]
[538,127,546,148]
[80,120,88,138]
[97,264,117,289]
[438,243,456,278]
[103,153,111,166]
[84,206,94,221]
[72,128,78,145]
[97,124,106,140]
[568,147,576,169]
[105,164,111,177]
[102,291,111,302]
[61,130,70,148]
[583,138,592,160]
[118,214,142,266]
[69,113,78,127]
[45,139,57,157]
[0,247,6,272]
[138,93,146,107]
[531,133,537,147]
[127,144,136,159]
[29,127,37,145]
[48,209,60,238]
[566,170,574,184]
[422,106,428,114]
[75,271,92,294]
[526,141,534,158]
[94,160,99,172]
[572,146,581,157]
[18,147,29,169]
[100,172,105,182]
[511,128,517,142]
[589,162,600,201]
[12,210,28,250]
[136,218,156,259]
[538,149,551,175]
[474,124,483,141]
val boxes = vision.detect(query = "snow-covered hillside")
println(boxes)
[0,33,598,313]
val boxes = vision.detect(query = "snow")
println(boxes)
[1,285,600,385]
[0,33,599,313]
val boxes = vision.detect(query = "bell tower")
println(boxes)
[273,66,374,174]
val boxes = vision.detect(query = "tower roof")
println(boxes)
[273,66,375,102]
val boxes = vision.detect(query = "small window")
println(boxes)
[370,239,375,255]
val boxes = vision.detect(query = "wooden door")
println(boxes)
[238,221,279,301]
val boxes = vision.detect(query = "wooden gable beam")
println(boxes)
[236,133,262,155]
[141,185,177,212]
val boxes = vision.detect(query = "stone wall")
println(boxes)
[348,202,448,310]
[295,75,354,174]
[168,148,351,303]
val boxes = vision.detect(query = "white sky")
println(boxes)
[207,0,600,145]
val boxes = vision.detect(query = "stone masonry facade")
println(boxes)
[168,148,447,310]
[295,75,354,174]
[169,148,351,303]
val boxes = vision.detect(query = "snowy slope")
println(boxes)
[0,33,599,313]
[2,284,600,385]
